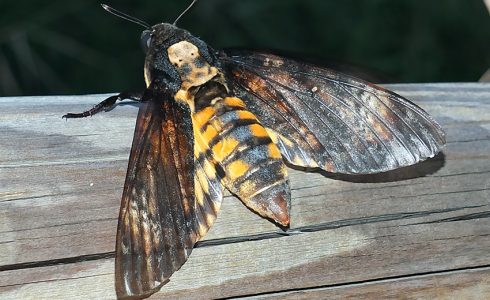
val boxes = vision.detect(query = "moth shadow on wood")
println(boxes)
[306,152,446,183]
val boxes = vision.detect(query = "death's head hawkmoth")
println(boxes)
[64,1,446,299]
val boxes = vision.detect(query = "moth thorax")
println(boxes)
[168,40,219,106]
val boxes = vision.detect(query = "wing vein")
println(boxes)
[368,89,429,156]
[292,68,433,157]
[269,78,368,170]
[339,81,431,157]
[386,91,445,142]
[335,82,399,164]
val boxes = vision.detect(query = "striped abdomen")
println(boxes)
[192,91,290,226]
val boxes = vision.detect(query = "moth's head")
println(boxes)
[140,23,184,54]
[101,2,205,89]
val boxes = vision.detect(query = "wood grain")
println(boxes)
[0,83,489,299]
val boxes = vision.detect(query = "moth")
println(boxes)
[64,2,446,299]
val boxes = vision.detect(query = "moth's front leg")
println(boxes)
[62,91,144,119]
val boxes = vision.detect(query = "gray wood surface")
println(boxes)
[0,83,489,299]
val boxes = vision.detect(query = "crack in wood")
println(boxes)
[292,182,425,199]
[285,205,484,233]
[222,264,490,299]
[0,272,112,288]
[409,211,490,225]
[0,252,114,272]
[375,188,489,201]
[1,205,481,272]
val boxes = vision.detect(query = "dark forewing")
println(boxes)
[115,87,198,299]
[222,51,446,174]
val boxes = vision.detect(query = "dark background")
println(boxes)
[1,0,489,96]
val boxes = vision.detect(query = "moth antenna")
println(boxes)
[101,4,151,29]
[173,0,199,25]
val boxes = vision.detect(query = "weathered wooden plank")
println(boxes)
[0,83,489,299]
[250,267,490,299]
[1,217,490,299]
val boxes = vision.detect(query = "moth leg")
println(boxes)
[62,91,143,119]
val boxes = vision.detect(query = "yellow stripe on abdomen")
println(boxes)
[192,96,287,197]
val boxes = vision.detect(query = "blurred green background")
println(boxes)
[1,0,489,96]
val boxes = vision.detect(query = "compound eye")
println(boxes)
[140,30,152,53]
